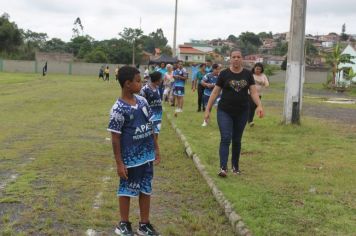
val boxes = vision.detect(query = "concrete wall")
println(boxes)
[270,70,328,83]
[0,59,121,76]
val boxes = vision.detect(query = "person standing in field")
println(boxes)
[98,66,104,80]
[193,63,206,112]
[156,62,167,100]
[248,62,269,127]
[204,50,264,177]
[173,60,188,115]
[104,65,110,82]
[115,65,120,81]
[163,64,174,104]
[108,66,161,236]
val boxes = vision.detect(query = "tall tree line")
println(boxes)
[0,13,171,64]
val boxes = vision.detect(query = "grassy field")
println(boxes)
[0,72,234,235]
[166,82,356,235]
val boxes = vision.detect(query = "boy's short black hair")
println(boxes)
[212,63,219,70]
[118,66,140,88]
[199,63,206,68]
[149,71,162,83]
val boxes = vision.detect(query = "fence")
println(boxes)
[0,59,121,76]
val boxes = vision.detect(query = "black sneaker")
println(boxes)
[218,168,227,177]
[115,221,134,236]
[232,167,241,175]
[137,222,160,236]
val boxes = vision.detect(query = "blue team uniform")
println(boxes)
[201,72,219,106]
[107,95,155,197]
[173,68,187,96]
[140,84,162,134]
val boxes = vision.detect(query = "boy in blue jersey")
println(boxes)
[108,66,161,236]
[201,64,221,126]
[173,60,188,114]
[140,71,162,142]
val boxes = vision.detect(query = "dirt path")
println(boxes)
[265,87,356,124]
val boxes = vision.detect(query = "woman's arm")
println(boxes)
[249,85,264,118]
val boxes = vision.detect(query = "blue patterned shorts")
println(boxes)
[118,162,153,197]
[173,86,185,96]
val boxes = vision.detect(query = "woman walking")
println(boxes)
[204,50,264,177]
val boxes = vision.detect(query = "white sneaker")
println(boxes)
[175,108,180,113]
[201,120,207,127]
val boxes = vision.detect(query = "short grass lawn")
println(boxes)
[166,82,356,236]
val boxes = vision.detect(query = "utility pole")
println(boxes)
[172,0,178,57]
[132,38,135,66]
[283,0,307,124]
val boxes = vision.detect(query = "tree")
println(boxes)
[22,30,48,50]
[42,38,67,52]
[119,27,143,65]
[72,17,84,38]
[326,43,355,86]
[258,31,273,40]
[0,13,23,54]
[140,28,169,54]
[340,23,349,41]
[239,32,262,47]
[227,34,238,44]
[85,47,107,63]
[67,35,93,56]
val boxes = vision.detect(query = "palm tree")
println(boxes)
[326,43,354,86]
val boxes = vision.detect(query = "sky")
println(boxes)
[1,0,355,46]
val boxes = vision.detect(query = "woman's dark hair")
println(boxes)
[149,71,162,83]
[252,62,264,74]
[118,66,140,88]
[199,63,206,68]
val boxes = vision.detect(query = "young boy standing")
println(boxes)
[140,71,163,142]
[107,66,161,236]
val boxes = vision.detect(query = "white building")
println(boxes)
[177,45,205,63]
[337,44,356,85]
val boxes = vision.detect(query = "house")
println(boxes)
[177,45,205,63]
[264,55,285,66]
[336,44,356,84]
[243,54,264,67]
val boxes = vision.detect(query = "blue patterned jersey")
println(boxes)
[107,95,155,168]
[140,84,162,122]
[173,68,187,88]
[202,72,218,96]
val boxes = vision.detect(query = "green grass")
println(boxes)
[0,72,234,235]
[166,85,356,235]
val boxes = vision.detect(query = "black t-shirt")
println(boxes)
[216,68,255,115]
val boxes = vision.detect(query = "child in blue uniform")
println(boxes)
[108,66,161,236]
[201,64,221,126]
[140,71,163,142]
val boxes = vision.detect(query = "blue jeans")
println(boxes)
[217,108,248,171]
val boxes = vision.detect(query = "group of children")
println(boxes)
[106,60,269,235]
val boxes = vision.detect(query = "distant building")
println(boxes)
[264,55,285,66]
[336,44,356,84]
[244,54,264,67]
[178,45,205,63]
[322,41,334,48]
